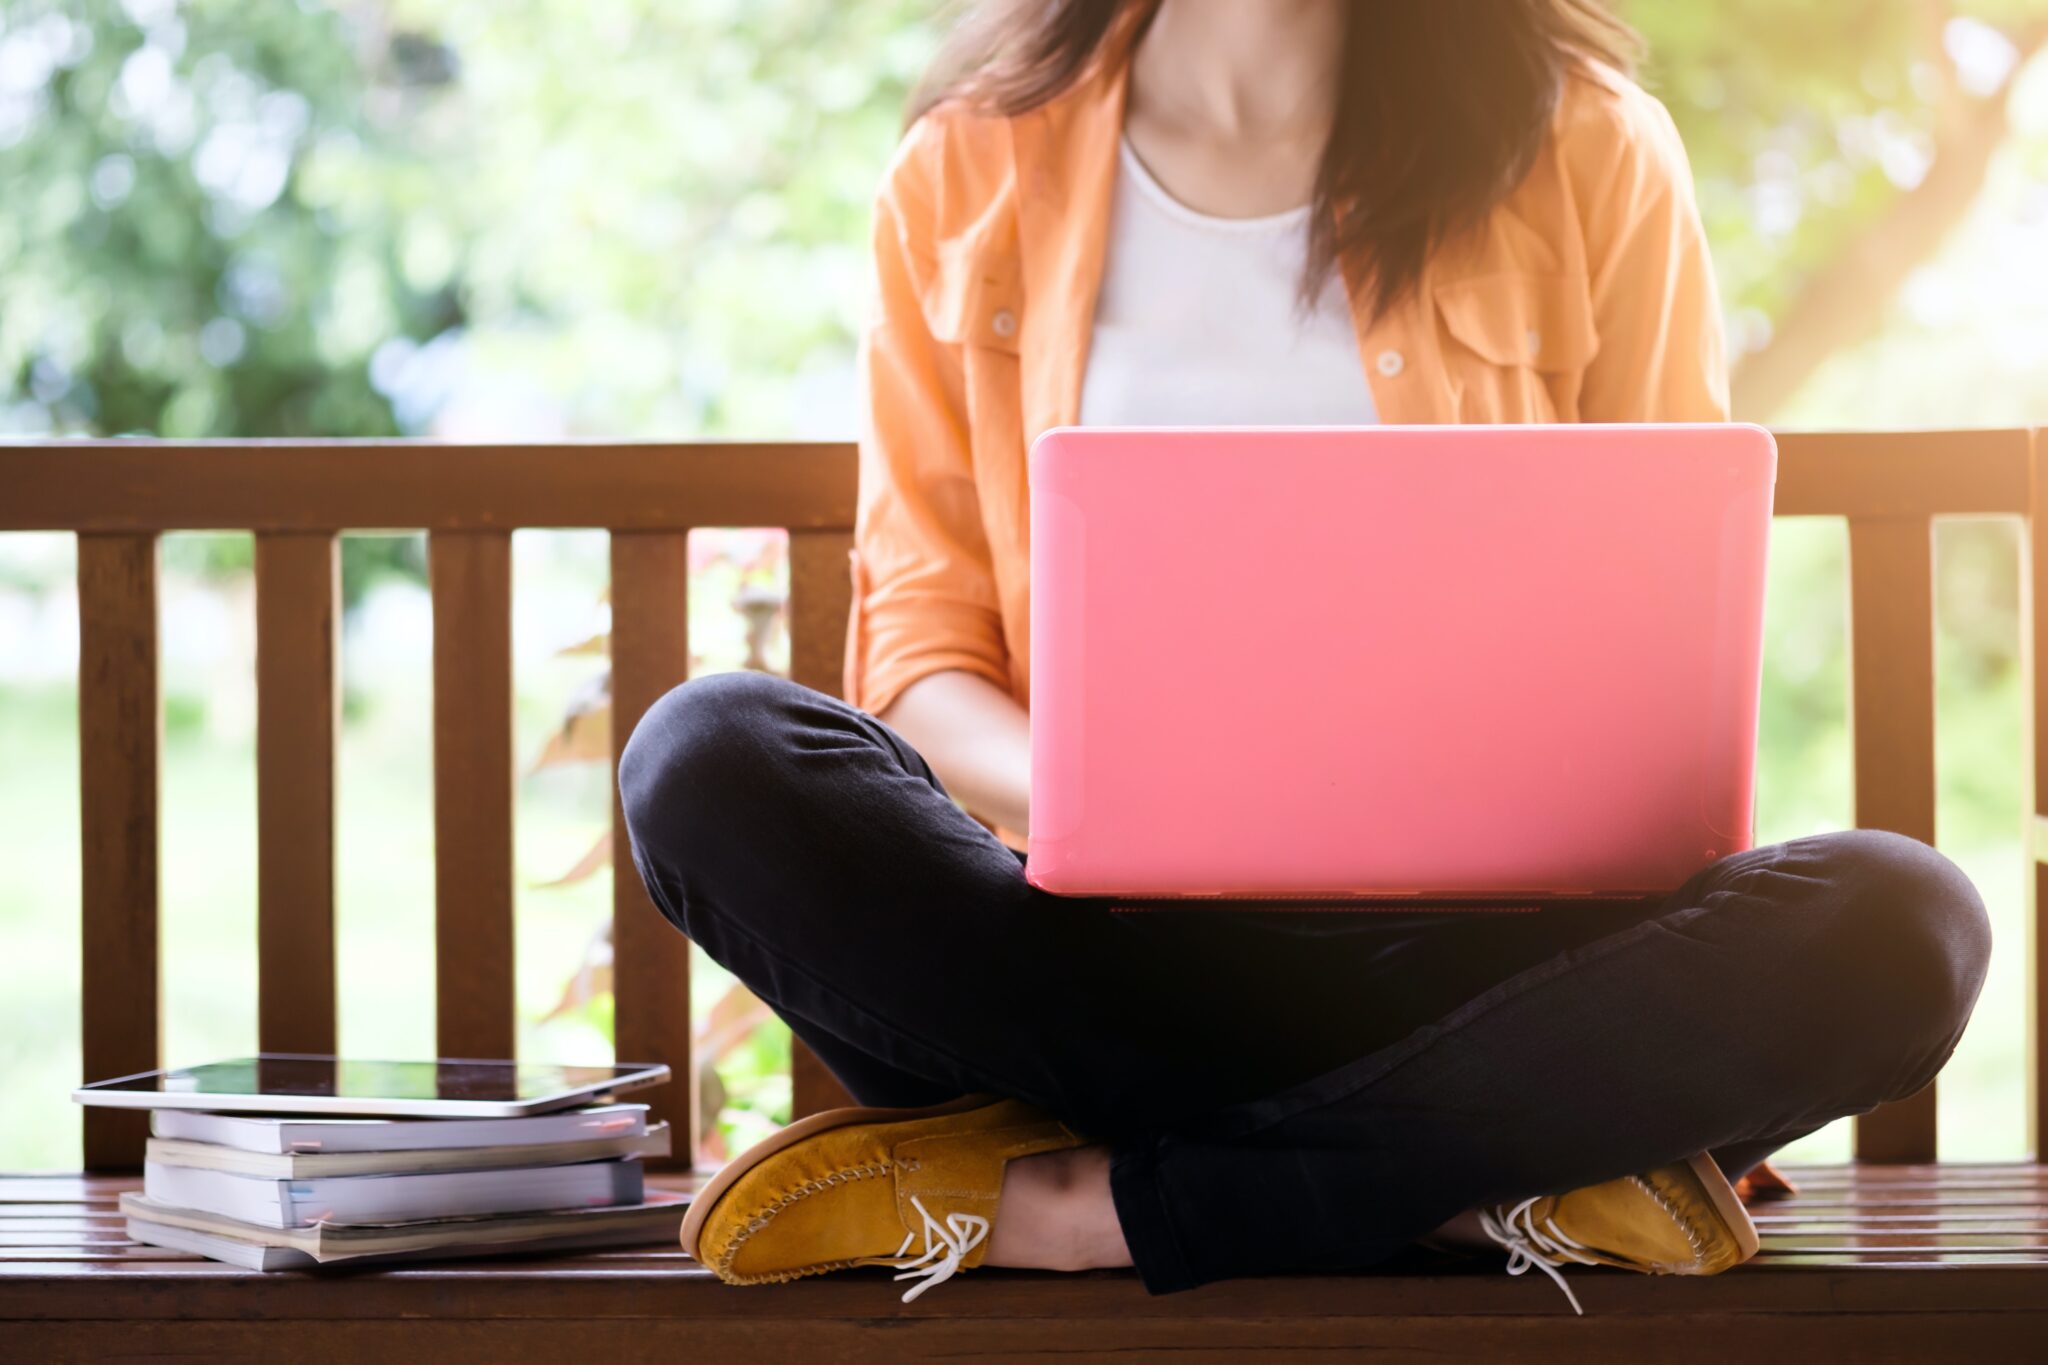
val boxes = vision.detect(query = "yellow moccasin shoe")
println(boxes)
[682,1095,1084,1300]
[1478,1152,1761,1313]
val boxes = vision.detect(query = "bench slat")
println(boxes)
[16,1165,2048,1333]
[609,531,698,1162]
[254,532,340,1054]
[786,529,860,1120]
[1846,514,1939,1164]
[430,531,518,1061]
[76,534,161,1172]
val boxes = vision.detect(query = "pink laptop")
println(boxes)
[1026,424,1777,900]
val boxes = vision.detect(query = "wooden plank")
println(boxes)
[430,531,517,1061]
[786,528,860,1120]
[1756,1213,2048,1229]
[1773,429,2031,519]
[76,534,161,1172]
[0,1250,200,1264]
[1772,1161,2048,1181]
[0,442,859,534]
[28,1170,2048,1301]
[786,529,854,700]
[60,1313,2048,1365]
[13,1251,2048,1322]
[2033,428,2048,1163]
[2,433,2025,531]
[1845,515,1941,1164]
[18,1312,2048,1365]
[608,532,698,1164]
[0,1179,130,1203]
[254,533,340,1055]
[1753,1197,2048,1213]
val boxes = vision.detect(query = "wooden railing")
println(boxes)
[4,431,2043,1172]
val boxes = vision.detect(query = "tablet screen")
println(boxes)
[78,1055,664,1110]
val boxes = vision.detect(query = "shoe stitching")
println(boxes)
[1626,1173,1709,1271]
[703,1117,1077,1289]
[709,1159,896,1285]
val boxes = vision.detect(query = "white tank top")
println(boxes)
[1077,137,1380,428]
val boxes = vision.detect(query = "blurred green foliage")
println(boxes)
[5,0,2039,443]
[1,0,444,436]
[0,0,933,441]
[1634,0,2043,323]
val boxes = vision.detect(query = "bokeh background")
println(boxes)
[2,0,2044,1169]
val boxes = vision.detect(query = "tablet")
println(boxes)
[73,1055,671,1118]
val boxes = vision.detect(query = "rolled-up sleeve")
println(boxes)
[845,119,1011,718]
[1573,82,1730,423]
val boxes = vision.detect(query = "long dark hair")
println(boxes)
[911,0,1640,318]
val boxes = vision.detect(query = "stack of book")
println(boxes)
[120,1103,686,1270]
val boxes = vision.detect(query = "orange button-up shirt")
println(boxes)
[845,54,1728,721]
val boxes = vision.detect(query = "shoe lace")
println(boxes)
[1475,1196,1598,1316]
[888,1195,991,1303]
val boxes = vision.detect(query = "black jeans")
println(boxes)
[619,672,1991,1293]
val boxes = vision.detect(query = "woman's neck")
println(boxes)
[1129,0,1343,142]
[1124,0,1344,219]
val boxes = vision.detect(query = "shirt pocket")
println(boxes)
[1432,271,1599,422]
[920,237,1023,356]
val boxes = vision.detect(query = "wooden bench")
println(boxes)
[3,432,2045,1357]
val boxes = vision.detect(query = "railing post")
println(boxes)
[2029,426,2047,1163]
[786,529,860,1119]
[254,532,341,1055]
[1845,513,1941,1163]
[76,533,162,1171]
[430,530,518,1061]
[609,530,699,1165]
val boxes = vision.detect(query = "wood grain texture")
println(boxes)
[608,532,698,1163]
[430,531,517,1061]
[9,1167,2048,1363]
[11,1314,2048,1364]
[0,431,2027,534]
[786,529,860,1118]
[1847,515,1940,1164]
[1771,429,2030,518]
[787,528,854,698]
[2033,428,2047,1160]
[253,533,339,1055]
[75,535,161,1172]
[2,442,858,533]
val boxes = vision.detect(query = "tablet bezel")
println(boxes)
[72,1055,672,1118]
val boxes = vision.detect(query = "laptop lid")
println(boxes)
[1026,424,1776,900]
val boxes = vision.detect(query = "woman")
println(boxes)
[621,0,1989,1309]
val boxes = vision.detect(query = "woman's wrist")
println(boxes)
[879,670,1033,835]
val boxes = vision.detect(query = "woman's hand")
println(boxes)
[879,670,1032,836]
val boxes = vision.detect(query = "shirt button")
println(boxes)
[1526,329,1542,359]
[991,308,1018,339]
[1375,349,1404,378]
